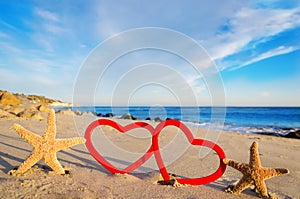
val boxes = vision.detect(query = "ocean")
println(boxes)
[62,106,300,136]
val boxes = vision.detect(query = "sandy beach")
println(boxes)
[0,113,299,199]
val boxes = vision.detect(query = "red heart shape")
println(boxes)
[84,119,155,174]
[152,119,226,185]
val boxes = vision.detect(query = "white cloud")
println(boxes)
[230,45,298,70]
[0,19,19,32]
[0,41,22,54]
[29,7,69,51]
[44,24,67,34]
[29,24,68,51]
[91,1,247,42]
[35,7,59,22]
[186,76,206,94]
[203,7,300,69]
[30,33,54,52]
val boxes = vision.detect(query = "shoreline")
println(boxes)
[0,114,299,198]
[1,90,299,138]
[53,106,300,139]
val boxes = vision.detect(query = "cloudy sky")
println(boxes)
[0,0,299,106]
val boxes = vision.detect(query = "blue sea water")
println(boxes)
[63,106,300,136]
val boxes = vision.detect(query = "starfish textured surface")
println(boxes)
[223,141,289,197]
[11,109,85,175]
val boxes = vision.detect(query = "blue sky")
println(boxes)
[0,0,299,106]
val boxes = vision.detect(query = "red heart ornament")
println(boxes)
[152,119,226,185]
[84,119,155,174]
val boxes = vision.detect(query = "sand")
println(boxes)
[0,114,299,199]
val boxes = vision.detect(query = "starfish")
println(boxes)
[10,109,85,175]
[223,141,289,197]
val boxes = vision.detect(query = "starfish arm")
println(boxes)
[44,152,65,174]
[254,178,268,197]
[262,167,289,179]
[223,158,249,173]
[232,175,253,194]
[16,150,43,174]
[249,141,261,167]
[44,109,56,140]
[54,137,85,151]
[13,124,42,146]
